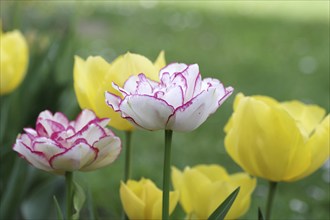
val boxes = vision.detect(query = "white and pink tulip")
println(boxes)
[106,63,233,131]
[13,109,121,174]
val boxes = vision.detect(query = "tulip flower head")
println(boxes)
[0,26,29,95]
[172,164,256,220]
[13,109,121,174]
[120,178,179,220]
[225,93,330,182]
[106,63,233,131]
[74,51,165,131]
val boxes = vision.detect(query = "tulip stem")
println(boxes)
[265,181,277,220]
[65,171,74,220]
[162,129,173,220]
[123,131,132,220]
[124,131,132,182]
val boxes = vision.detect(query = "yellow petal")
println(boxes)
[289,115,330,181]
[194,164,229,182]
[225,173,257,219]
[144,179,162,219]
[73,56,95,109]
[225,95,309,181]
[183,168,213,218]
[154,50,166,71]
[151,190,179,220]
[120,181,145,220]
[281,100,326,137]
[1,30,28,95]
[106,52,159,83]
[171,166,193,214]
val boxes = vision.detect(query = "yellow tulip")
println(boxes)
[120,178,179,220]
[0,26,29,95]
[73,51,166,131]
[225,93,329,182]
[172,165,256,220]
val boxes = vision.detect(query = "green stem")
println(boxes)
[123,131,133,220]
[65,172,74,220]
[265,181,278,220]
[162,130,173,220]
[124,131,132,182]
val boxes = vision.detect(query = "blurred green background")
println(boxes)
[1,1,329,219]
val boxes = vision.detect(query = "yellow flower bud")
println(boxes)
[0,27,29,95]
[73,51,166,131]
[172,164,256,219]
[120,178,179,220]
[225,93,329,182]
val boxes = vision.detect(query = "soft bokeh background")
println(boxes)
[1,1,329,219]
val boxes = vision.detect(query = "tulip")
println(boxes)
[224,93,329,182]
[0,26,29,95]
[172,164,256,219]
[105,63,233,132]
[225,93,329,219]
[13,109,121,174]
[74,51,165,131]
[120,178,179,220]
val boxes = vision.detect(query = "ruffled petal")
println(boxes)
[67,122,107,146]
[49,141,97,171]
[32,138,65,160]
[159,63,188,79]
[81,136,121,171]
[13,138,52,172]
[167,87,223,131]
[73,109,98,131]
[119,95,174,130]
[105,92,122,112]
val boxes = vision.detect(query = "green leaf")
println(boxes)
[208,187,240,220]
[53,195,64,220]
[258,207,264,220]
[72,180,86,220]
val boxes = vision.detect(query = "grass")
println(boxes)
[1,1,329,220]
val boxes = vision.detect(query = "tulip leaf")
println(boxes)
[258,207,264,220]
[208,187,240,220]
[53,195,64,220]
[72,180,86,220]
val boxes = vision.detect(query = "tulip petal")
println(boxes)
[32,138,65,160]
[172,167,193,214]
[13,139,52,172]
[71,109,104,132]
[159,63,188,78]
[195,164,229,182]
[154,50,166,71]
[281,101,326,136]
[119,95,174,130]
[168,87,222,131]
[225,96,310,181]
[107,52,159,82]
[289,115,330,181]
[226,173,256,219]
[50,141,97,171]
[0,30,28,95]
[120,181,145,220]
[180,64,201,101]
[81,136,121,171]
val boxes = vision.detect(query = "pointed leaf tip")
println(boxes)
[208,187,240,220]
